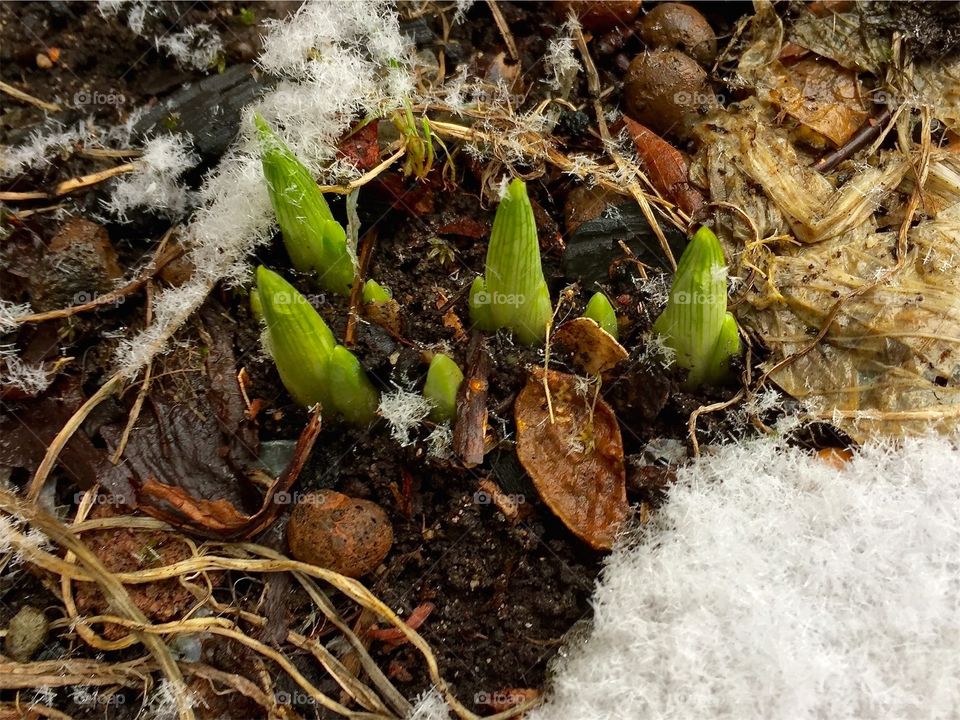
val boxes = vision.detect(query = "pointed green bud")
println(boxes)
[327,345,380,426]
[652,226,739,388]
[583,291,618,340]
[703,311,741,386]
[255,266,336,409]
[468,179,552,345]
[423,353,464,423]
[255,114,356,295]
[249,287,263,322]
[362,279,393,304]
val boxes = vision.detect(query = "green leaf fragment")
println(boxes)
[362,279,393,304]
[423,353,464,423]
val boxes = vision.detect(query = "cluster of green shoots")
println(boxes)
[254,116,466,426]
[254,113,737,425]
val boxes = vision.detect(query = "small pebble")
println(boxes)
[5,606,49,662]
[287,490,393,578]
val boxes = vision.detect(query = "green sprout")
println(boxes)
[423,353,464,423]
[256,266,378,424]
[255,115,356,295]
[652,226,741,389]
[362,279,393,304]
[583,291,619,340]
[468,179,552,345]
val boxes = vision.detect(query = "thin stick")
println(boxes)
[13,229,179,325]
[486,0,519,61]
[0,190,50,201]
[317,147,406,194]
[0,79,61,112]
[344,229,378,347]
[688,391,745,457]
[53,163,136,196]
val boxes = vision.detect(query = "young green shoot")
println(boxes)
[254,114,356,295]
[255,266,378,424]
[468,179,552,345]
[652,226,741,389]
[584,291,619,339]
[423,353,464,423]
[362,279,393,304]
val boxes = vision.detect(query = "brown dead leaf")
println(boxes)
[553,317,628,376]
[363,298,403,336]
[621,117,704,216]
[769,57,869,147]
[515,368,629,550]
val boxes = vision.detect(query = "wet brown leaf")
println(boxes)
[621,117,704,216]
[363,298,403,336]
[768,57,869,147]
[515,368,629,550]
[552,317,628,376]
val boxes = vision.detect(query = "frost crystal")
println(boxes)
[105,134,199,221]
[528,434,960,720]
[156,24,223,71]
[379,388,432,447]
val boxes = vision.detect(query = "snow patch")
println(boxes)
[527,434,960,720]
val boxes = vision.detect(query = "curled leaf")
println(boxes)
[553,317,628,376]
[515,368,629,550]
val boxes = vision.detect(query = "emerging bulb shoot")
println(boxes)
[652,226,741,388]
[468,179,552,345]
[255,114,357,295]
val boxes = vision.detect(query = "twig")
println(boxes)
[25,373,124,502]
[344,229,378,348]
[453,333,491,467]
[486,0,519,62]
[0,190,50,201]
[688,391,745,457]
[53,163,136,196]
[0,79,61,112]
[12,229,179,325]
[813,107,894,173]
[317,147,406,194]
[78,147,143,160]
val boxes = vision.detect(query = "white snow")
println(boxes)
[379,388,432,447]
[526,434,960,720]
[104,134,198,220]
[156,23,223,71]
